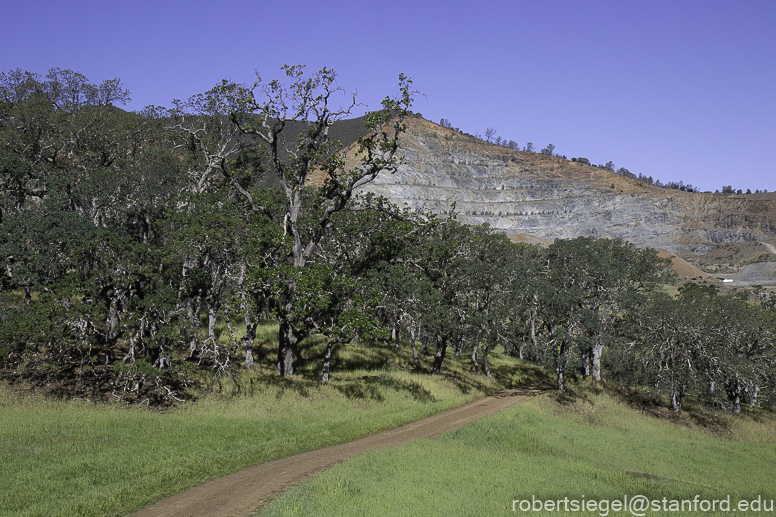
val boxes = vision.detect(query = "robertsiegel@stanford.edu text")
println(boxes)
[511,494,774,515]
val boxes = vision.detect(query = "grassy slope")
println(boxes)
[259,383,776,517]
[0,335,549,517]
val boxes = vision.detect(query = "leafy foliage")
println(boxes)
[1,66,774,414]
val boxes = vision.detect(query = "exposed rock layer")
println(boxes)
[356,117,776,257]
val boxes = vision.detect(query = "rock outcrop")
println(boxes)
[355,117,776,259]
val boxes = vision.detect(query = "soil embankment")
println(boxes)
[657,249,708,278]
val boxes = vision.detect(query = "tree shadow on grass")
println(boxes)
[533,373,599,407]
[237,365,438,404]
[435,369,491,396]
[248,337,397,381]
[556,380,738,436]
[612,387,732,433]
[489,362,556,388]
[604,383,669,414]
[328,341,398,373]
[236,371,321,399]
[332,375,436,403]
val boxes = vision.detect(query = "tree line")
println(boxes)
[445,122,771,195]
[1,67,774,412]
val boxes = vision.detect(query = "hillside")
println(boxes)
[260,384,776,516]
[349,117,776,268]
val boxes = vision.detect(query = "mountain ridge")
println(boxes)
[351,116,776,263]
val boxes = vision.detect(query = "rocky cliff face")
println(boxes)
[355,117,776,259]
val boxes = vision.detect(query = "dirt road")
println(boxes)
[128,384,549,517]
[762,242,776,256]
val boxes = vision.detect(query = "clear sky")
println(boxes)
[3,0,774,193]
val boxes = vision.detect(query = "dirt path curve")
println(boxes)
[128,383,550,517]
[762,242,776,256]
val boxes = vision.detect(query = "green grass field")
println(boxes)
[259,382,776,517]
[6,320,774,517]
[0,335,548,517]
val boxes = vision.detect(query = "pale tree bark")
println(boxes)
[591,339,605,381]
[557,367,566,394]
[670,383,687,412]
[408,320,422,370]
[243,317,257,367]
[482,340,492,378]
[580,348,591,377]
[207,304,218,344]
[237,262,256,367]
[553,337,571,393]
[321,340,335,383]
[726,378,743,414]
[471,345,480,375]
[455,334,465,358]
[747,382,760,408]
[187,295,202,357]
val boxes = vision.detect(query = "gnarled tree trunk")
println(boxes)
[670,383,687,412]
[409,324,421,370]
[433,334,449,374]
[243,316,257,367]
[321,339,335,382]
[277,318,301,376]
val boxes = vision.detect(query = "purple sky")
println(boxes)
[3,0,774,193]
